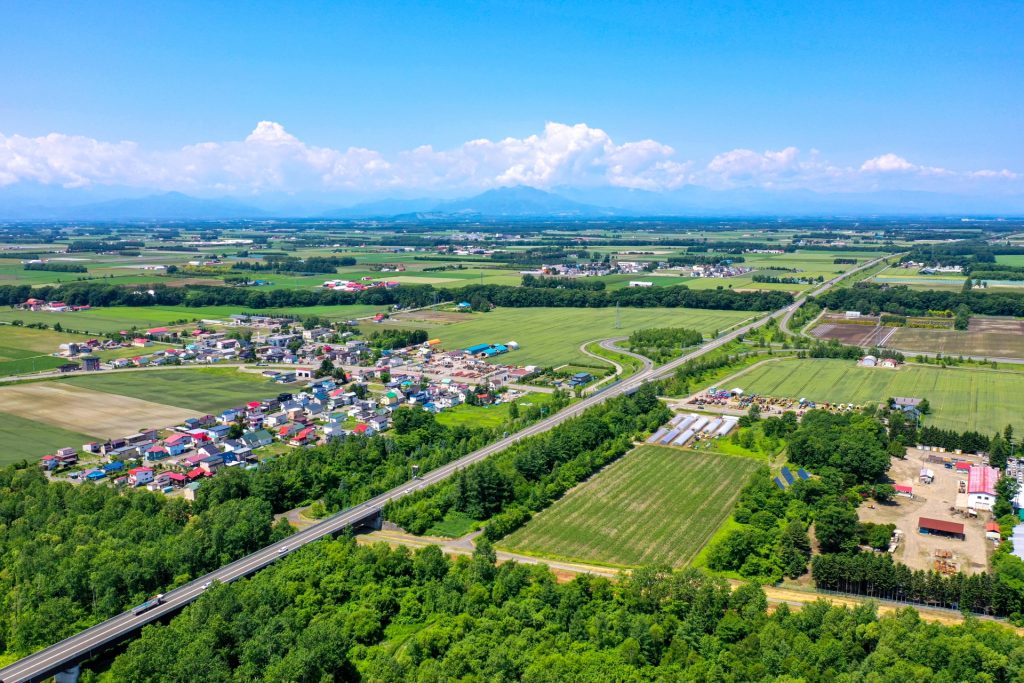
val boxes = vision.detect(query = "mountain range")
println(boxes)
[1,184,1023,220]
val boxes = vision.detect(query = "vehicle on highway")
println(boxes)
[132,594,164,616]
[201,581,211,590]
[278,546,289,554]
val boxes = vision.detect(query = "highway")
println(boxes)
[0,255,887,683]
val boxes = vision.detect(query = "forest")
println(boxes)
[0,402,570,660]
[92,537,1024,682]
[627,327,704,363]
[817,282,1024,317]
[0,279,789,313]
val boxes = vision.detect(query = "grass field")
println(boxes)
[0,325,102,377]
[734,357,1024,433]
[434,392,554,429]
[0,303,388,333]
[372,307,754,367]
[0,412,98,464]
[62,367,277,413]
[499,445,761,567]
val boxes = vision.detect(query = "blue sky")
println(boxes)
[0,1,1021,198]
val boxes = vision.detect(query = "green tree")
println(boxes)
[815,498,860,553]
[990,433,1011,470]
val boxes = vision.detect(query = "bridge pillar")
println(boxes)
[55,664,81,683]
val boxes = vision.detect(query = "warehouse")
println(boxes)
[918,517,965,540]
[967,465,1000,511]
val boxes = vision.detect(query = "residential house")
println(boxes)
[128,467,154,487]
[241,429,273,449]
[165,433,193,455]
[277,423,302,440]
[289,426,317,446]
[199,455,224,474]
[145,445,170,461]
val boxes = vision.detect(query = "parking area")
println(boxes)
[859,449,993,575]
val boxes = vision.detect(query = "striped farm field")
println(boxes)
[499,445,760,568]
[735,357,1024,434]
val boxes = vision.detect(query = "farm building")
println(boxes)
[918,517,965,540]
[967,465,1000,511]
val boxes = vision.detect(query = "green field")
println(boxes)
[0,325,103,377]
[0,304,388,334]
[62,368,278,413]
[434,392,554,429]
[734,357,1024,433]
[0,412,97,464]
[373,307,755,367]
[499,445,761,567]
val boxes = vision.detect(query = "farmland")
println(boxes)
[62,367,276,413]
[0,412,98,464]
[0,303,388,334]
[371,307,755,367]
[0,382,200,440]
[733,357,1024,433]
[887,327,1024,359]
[499,445,761,567]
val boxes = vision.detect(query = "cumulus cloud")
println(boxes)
[0,122,1018,195]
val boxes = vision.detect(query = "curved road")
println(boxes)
[0,255,889,683]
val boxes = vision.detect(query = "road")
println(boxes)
[0,255,888,683]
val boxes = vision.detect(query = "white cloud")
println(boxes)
[860,153,951,176]
[0,122,1018,196]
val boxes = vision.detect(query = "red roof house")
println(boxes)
[968,466,999,497]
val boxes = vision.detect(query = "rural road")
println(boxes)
[0,255,889,683]
[578,336,653,394]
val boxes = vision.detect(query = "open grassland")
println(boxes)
[735,358,1024,433]
[0,382,200,440]
[996,255,1024,267]
[434,392,554,429]
[0,412,98,464]
[500,446,761,567]
[62,367,275,413]
[375,307,754,367]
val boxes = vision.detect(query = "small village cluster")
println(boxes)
[321,278,401,292]
[38,334,543,494]
[39,365,530,494]
[687,262,753,278]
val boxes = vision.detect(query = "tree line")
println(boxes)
[0,278,790,314]
[231,254,356,274]
[817,282,1024,317]
[385,385,670,539]
[23,262,87,273]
